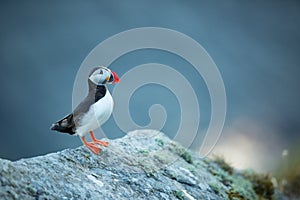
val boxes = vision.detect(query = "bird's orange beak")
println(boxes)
[111,71,120,83]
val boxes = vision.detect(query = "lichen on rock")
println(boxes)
[0,130,279,199]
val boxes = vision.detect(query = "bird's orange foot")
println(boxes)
[85,142,101,154]
[93,139,109,147]
[90,131,109,147]
[81,136,101,154]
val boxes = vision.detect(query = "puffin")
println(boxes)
[50,66,120,154]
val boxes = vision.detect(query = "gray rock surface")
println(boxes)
[0,130,269,200]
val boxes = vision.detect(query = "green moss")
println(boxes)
[155,138,164,147]
[187,165,196,174]
[138,149,149,155]
[228,175,258,200]
[181,151,193,164]
[212,155,234,175]
[209,181,223,194]
[208,159,258,199]
[26,187,37,196]
[175,190,185,200]
[169,142,193,164]
[242,170,274,199]
[207,163,234,186]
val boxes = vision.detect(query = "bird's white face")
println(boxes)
[89,66,120,85]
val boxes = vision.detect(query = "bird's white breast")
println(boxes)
[75,89,113,137]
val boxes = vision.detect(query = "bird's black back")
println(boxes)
[50,82,107,135]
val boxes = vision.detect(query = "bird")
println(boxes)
[50,66,120,154]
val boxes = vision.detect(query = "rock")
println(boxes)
[0,130,276,199]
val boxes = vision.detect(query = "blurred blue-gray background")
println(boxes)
[0,1,299,173]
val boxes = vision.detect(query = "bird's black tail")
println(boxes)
[50,114,76,135]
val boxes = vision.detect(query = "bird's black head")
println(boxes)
[88,66,120,85]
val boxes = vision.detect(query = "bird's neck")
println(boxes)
[88,79,107,102]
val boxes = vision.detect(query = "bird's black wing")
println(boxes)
[50,84,107,135]
[50,95,94,135]
[50,113,76,135]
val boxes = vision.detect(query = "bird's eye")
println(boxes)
[99,70,103,74]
